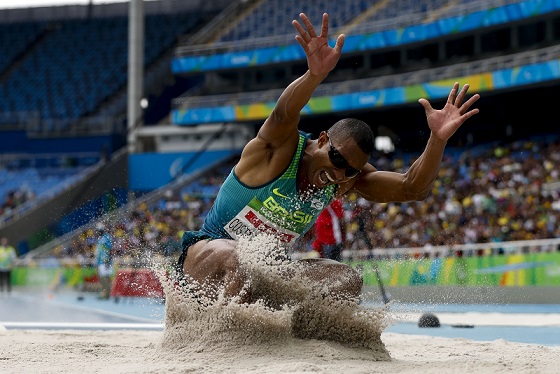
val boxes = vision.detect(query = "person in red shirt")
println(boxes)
[313,199,344,261]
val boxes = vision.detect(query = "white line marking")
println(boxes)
[10,293,161,323]
[0,322,164,330]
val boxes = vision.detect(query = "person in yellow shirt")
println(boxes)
[0,237,17,294]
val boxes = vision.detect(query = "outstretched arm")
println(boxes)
[350,82,480,202]
[234,13,345,184]
[258,13,345,147]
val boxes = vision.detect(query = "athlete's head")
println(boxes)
[311,118,373,187]
[327,118,375,156]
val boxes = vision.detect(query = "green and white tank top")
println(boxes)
[199,131,336,247]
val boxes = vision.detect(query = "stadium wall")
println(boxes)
[356,252,560,287]
[0,130,121,156]
[130,123,253,191]
[171,60,560,125]
[129,150,240,191]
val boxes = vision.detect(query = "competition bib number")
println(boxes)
[224,205,300,245]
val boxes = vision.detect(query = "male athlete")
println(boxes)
[178,13,480,304]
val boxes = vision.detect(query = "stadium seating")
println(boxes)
[0,21,46,74]
[358,0,461,24]
[0,166,86,217]
[0,12,203,128]
[0,10,212,226]
[5,0,558,263]
[219,0,383,42]
[41,135,559,264]
[218,0,496,43]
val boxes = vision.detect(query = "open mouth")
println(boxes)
[319,170,336,185]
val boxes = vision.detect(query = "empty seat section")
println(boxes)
[220,0,383,42]
[0,12,205,130]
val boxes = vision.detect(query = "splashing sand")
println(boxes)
[160,234,392,361]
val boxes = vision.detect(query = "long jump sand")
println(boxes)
[1,329,558,374]
[3,237,558,373]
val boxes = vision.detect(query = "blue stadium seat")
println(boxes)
[0,164,95,218]
[219,0,383,42]
[358,0,482,25]
[0,12,205,128]
[0,21,46,74]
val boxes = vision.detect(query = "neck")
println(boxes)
[298,148,320,197]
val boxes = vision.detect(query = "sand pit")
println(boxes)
[1,328,558,373]
[3,236,558,373]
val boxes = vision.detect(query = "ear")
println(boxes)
[318,131,328,147]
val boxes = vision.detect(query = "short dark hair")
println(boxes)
[328,118,374,155]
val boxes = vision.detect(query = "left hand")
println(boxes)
[418,82,480,141]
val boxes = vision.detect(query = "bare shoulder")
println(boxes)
[235,132,300,186]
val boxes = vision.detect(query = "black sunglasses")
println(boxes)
[326,133,360,178]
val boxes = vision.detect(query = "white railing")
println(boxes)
[0,112,40,129]
[334,238,560,262]
[25,115,125,137]
[0,152,99,169]
[20,236,560,267]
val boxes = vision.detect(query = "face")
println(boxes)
[311,131,369,188]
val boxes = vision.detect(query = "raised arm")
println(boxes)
[257,13,345,147]
[351,82,480,203]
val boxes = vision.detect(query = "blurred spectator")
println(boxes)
[1,188,35,217]
[44,137,560,264]
[94,225,113,300]
[0,237,17,294]
[313,199,344,261]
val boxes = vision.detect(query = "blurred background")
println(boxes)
[0,0,559,310]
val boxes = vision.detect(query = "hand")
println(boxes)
[418,83,480,141]
[292,13,345,77]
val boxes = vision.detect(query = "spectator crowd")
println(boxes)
[39,137,560,265]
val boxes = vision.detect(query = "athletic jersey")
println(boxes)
[199,131,337,247]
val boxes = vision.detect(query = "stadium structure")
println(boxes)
[0,0,559,302]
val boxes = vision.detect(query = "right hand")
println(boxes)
[292,13,345,77]
[418,82,480,142]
